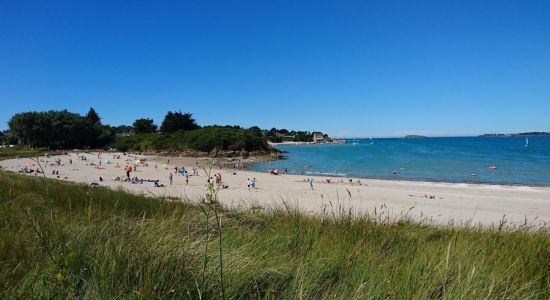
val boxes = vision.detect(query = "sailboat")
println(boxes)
[524,137,529,147]
[369,137,374,145]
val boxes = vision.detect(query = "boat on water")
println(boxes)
[525,137,529,147]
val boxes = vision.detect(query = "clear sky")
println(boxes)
[1,0,549,137]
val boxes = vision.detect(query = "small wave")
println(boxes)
[305,171,347,177]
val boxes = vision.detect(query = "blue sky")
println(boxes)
[1,0,549,137]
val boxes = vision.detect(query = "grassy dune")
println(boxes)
[0,172,548,299]
[0,147,49,160]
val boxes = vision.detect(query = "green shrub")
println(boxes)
[115,126,272,153]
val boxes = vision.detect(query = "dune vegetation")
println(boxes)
[113,126,272,154]
[0,171,548,299]
[0,147,50,160]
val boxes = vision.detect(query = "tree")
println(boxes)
[113,125,133,134]
[8,112,38,147]
[160,111,200,133]
[133,118,158,134]
[248,126,263,138]
[8,110,114,149]
[86,107,101,125]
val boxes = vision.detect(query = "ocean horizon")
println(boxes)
[250,136,550,186]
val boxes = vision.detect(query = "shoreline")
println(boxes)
[1,151,549,228]
[247,166,550,188]
[255,143,550,188]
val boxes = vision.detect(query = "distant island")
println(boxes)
[404,135,428,139]
[479,132,550,137]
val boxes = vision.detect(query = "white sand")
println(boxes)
[2,152,549,229]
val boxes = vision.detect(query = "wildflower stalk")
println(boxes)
[199,160,225,299]
[214,206,225,298]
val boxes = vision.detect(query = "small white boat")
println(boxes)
[525,137,529,147]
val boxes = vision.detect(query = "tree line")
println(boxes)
[5,108,312,151]
[7,108,114,149]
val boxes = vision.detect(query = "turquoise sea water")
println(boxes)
[250,137,550,186]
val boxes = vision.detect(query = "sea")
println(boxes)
[249,136,550,186]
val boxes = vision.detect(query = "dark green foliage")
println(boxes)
[112,125,133,134]
[85,107,100,125]
[0,172,548,298]
[8,110,114,149]
[132,118,157,134]
[160,111,200,133]
[114,126,271,153]
[265,128,312,142]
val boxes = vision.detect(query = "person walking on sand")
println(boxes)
[185,173,189,185]
[125,164,132,179]
[252,178,257,189]
[169,172,173,185]
[309,178,314,190]
[247,178,251,191]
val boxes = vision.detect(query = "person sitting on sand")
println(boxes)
[154,180,165,187]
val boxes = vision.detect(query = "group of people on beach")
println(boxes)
[246,178,257,190]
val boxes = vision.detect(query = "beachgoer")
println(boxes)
[309,178,314,190]
[247,178,251,191]
[252,178,256,189]
[185,174,189,185]
[392,171,397,177]
[169,173,173,185]
[125,164,131,179]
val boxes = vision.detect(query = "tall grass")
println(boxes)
[0,172,548,299]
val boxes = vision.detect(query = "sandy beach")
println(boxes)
[1,152,549,228]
